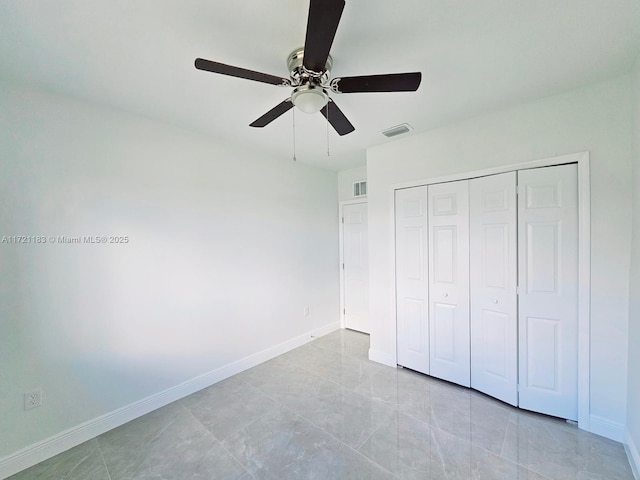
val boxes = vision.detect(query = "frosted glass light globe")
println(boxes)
[291,85,328,114]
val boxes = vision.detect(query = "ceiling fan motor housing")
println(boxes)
[287,47,332,86]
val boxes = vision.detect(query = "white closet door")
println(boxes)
[428,180,470,387]
[518,164,578,420]
[343,203,369,333]
[395,187,429,374]
[470,172,518,406]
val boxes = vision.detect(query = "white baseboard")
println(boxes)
[589,414,625,442]
[368,348,396,368]
[626,428,640,480]
[0,322,340,480]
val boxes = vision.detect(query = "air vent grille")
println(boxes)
[353,180,367,197]
[381,123,413,138]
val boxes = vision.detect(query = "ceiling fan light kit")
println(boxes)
[291,84,328,114]
[195,0,422,136]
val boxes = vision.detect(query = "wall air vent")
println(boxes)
[353,180,367,198]
[381,123,413,138]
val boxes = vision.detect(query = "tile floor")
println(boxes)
[8,329,635,480]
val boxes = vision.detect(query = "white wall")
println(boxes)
[0,82,340,461]
[338,166,367,202]
[366,75,633,440]
[626,58,640,476]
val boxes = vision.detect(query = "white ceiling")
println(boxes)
[1,0,639,171]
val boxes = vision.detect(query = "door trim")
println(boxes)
[339,199,368,330]
[389,151,590,430]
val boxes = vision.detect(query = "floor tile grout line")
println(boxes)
[487,449,556,480]
[96,407,183,480]
[499,414,511,458]
[498,450,556,480]
[354,414,389,452]
[197,397,282,443]
[431,420,556,480]
[247,359,405,439]
[253,363,353,398]
[309,343,369,361]
[241,361,411,465]
[178,396,279,446]
[434,413,514,461]
[54,445,95,480]
[177,401,254,478]
[278,404,401,479]
[287,352,405,398]
[95,438,113,480]
[295,336,372,364]
[461,420,542,477]
[295,362,401,409]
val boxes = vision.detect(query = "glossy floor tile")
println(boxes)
[7,439,110,480]
[8,329,635,480]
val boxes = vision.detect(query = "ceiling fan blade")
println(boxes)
[331,72,422,93]
[320,99,355,136]
[303,0,345,73]
[195,58,291,86]
[250,99,293,127]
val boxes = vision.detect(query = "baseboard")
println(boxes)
[589,414,625,442]
[625,428,640,480]
[0,322,340,480]
[368,348,396,367]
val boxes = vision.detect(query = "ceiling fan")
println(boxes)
[195,0,421,136]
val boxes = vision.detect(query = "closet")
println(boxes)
[395,164,578,420]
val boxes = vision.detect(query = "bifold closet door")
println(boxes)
[395,186,429,374]
[428,180,470,387]
[518,164,578,421]
[470,172,518,406]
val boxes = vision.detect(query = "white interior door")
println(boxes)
[518,164,578,420]
[470,172,518,406]
[395,187,430,374]
[428,180,470,387]
[342,203,369,333]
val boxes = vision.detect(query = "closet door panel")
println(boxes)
[518,164,578,420]
[395,186,430,374]
[470,172,518,406]
[428,180,470,387]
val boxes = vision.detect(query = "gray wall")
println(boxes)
[626,57,640,475]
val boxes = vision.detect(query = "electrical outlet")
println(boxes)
[24,388,43,411]
[304,306,310,317]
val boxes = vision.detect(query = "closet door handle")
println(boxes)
[493,299,499,304]
[443,292,449,297]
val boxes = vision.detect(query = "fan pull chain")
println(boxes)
[292,106,297,162]
[326,102,330,157]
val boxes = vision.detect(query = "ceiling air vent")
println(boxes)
[381,123,413,138]
[353,180,367,198]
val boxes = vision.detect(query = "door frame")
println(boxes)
[389,151,591,430]
[339,199,369,330]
